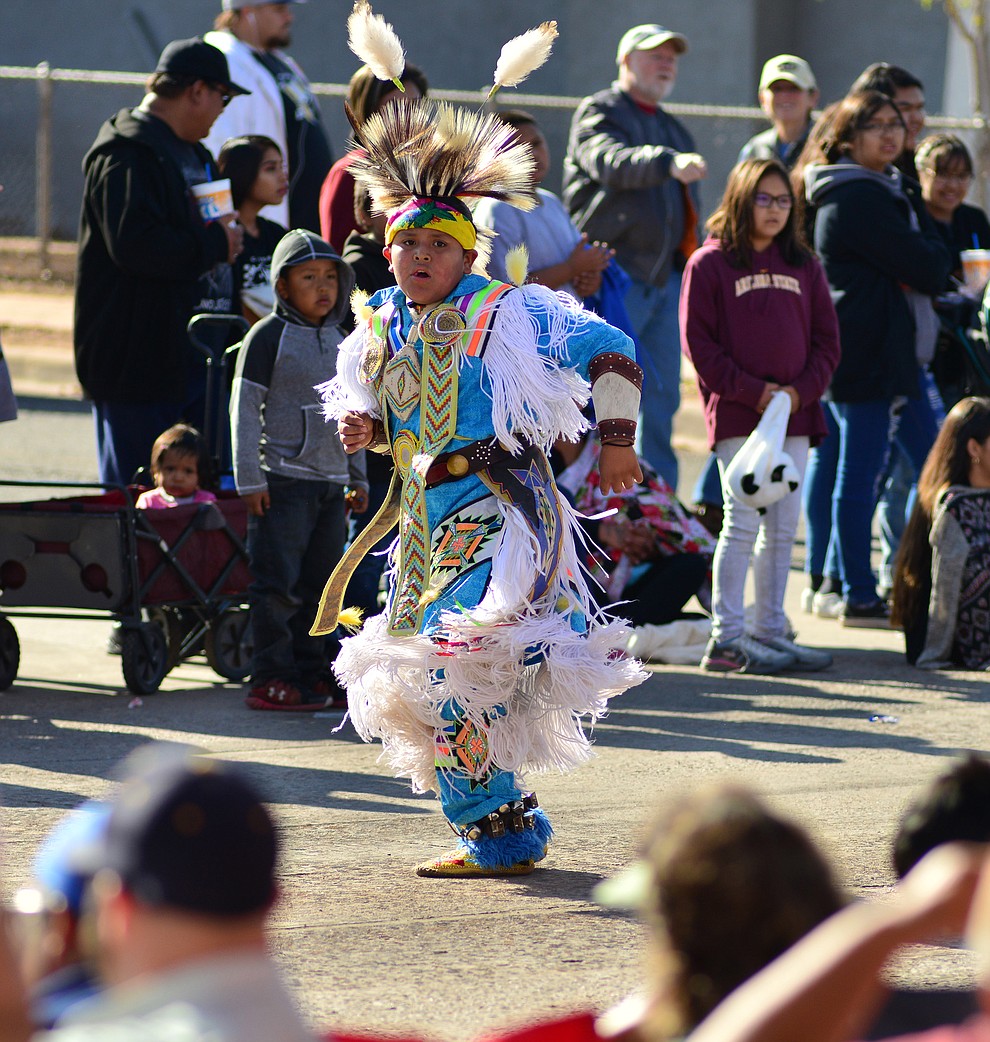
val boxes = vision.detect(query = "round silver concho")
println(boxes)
[417,305,466,347]
[360,336,386,383]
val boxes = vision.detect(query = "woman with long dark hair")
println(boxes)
[891,396,990,667]
[801,90,951,626]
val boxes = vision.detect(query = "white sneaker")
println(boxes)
[812,591,843,619]
[800,587,815,614]
[701,634,797,675]
[757,634,832,672]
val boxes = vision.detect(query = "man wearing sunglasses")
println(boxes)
[75,38,250,488]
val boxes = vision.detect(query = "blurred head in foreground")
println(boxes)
[597,784,844,1038]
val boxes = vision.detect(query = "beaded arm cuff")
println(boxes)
[589,353,643,446]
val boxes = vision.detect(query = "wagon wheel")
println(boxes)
[0,615,20,691]
[205,606,253,682]
[145,607,183,673]
[121,622,169,694]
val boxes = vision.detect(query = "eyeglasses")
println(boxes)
[754,192,793,210]
[928,170,973,185]
[860,120,905,135]
[207,83,232,107]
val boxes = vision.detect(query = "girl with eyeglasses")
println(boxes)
[800,90,952,627]
[680,158,840,674]
[915,134,990,412]
[891,396,990,668]
[916,134,990,290]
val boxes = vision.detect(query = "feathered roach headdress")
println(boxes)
[345,2,557,272]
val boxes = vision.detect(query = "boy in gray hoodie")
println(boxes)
[231,229,367,711]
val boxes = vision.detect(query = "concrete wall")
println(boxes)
[0,0,949,240]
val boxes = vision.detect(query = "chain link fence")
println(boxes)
[1,62,986,272]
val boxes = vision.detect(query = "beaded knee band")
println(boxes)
[458,793,539,841]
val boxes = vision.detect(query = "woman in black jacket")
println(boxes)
[801,90,951,625]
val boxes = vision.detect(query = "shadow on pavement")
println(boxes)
[591,659,976,763]
[0,681,433,814]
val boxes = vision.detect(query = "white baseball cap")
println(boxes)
[759,54,817,93]
[616,24,688,64]
[222,0,308,10]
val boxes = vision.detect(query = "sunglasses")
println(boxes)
[207,83,233,107]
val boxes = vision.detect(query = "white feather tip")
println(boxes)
[347,0,406,87]
[487,21,558,99]
[505,244,530,287]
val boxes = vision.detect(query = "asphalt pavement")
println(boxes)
[0,361,987,1039]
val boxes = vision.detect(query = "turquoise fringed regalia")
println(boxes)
[315,272,647,874]
[310,89,645,877]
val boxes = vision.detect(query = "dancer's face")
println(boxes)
[385,228,477,306]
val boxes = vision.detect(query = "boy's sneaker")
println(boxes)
[800,587,815,614]
[757,634,833,672]
[701,634,797,675]
[245,678,325,712]
[812,590,844,619]
[840,599,891,629]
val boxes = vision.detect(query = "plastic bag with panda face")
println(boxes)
[724,391,799,513]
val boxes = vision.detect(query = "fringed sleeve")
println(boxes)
[316,323,381,422]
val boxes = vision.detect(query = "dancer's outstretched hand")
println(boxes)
[598,445,643,494]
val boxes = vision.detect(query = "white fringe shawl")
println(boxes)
[317,324,380,421]
[335,607,647,795]
[480,284,594,453]
[337,481,646,793]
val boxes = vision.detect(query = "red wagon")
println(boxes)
[0,481,252,694]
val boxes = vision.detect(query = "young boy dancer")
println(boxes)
[312,90,646,876]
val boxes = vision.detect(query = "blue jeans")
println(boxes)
[624,272,682,489]
[93,341,222,487]
[876,370,944,589]
[247,473,347,682]
[93,400,188,487]
[831,382,938,604]
[692,452,723,506]
[803,403,840,581]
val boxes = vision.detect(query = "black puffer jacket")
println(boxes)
[74,107,229,403]
[804,160,951,403]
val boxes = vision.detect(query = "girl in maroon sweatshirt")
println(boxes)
[680,158,840,674]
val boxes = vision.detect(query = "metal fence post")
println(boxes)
[35,61,53,272]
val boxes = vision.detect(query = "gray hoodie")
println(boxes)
[229,229,366,493]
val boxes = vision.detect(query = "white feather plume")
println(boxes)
[488,21,558,99]
[347,0,406,91]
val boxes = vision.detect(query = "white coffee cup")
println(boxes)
[191,178,234,223]
[960,248,990,297]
